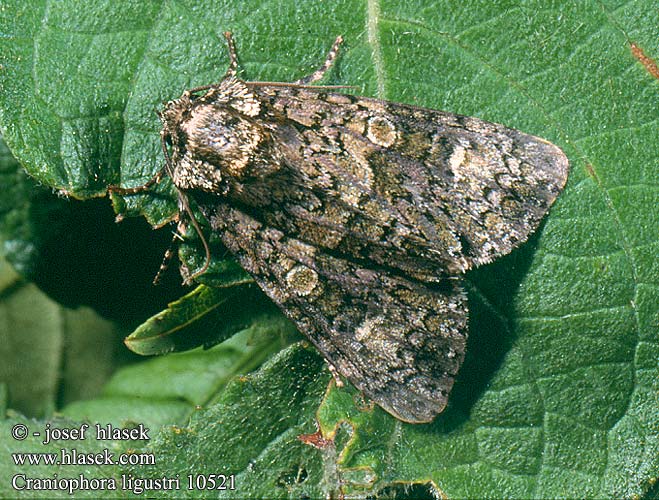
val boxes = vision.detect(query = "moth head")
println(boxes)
[158,81,280,196]
[158,94,192,160]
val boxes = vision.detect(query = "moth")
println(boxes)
[109,33,569,423]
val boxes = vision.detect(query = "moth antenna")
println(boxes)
[248,81,356,91]
[159,126,175,160]
[177,191,212,285]
[223,31,239,78]
[186,83,215,95]
[293,35,343,85]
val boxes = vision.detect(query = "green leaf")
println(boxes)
[124,342,332,499]
[1,1,659,498]
[61,320,292,425]
[0,130,74,278]
[0,339,328,499]
[0,414,126,499]
[0,256,119,418]
[123,283,279,355]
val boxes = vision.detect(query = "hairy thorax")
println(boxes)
[162,80,283,196]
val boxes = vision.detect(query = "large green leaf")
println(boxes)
[122,342,332,499]
[1,1,658,498]
[0,256,120,418]
[0,330,326,499]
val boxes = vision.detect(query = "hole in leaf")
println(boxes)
[368,481,439,500]
[276,465,308,489]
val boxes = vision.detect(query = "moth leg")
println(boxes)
[293,35,343,85]
[327,362,345,388]
[222,31,239,78]
[107,167,165,224]
[150,211,187,285]
[152,227,184,285]
[107,166,166,195]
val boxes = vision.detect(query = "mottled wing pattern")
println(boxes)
[247,85,569,276]
[158,75,568,423]
[198,201,468,423]
[112,32,569,424]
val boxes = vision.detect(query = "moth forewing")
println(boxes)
[110,33,569,423]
